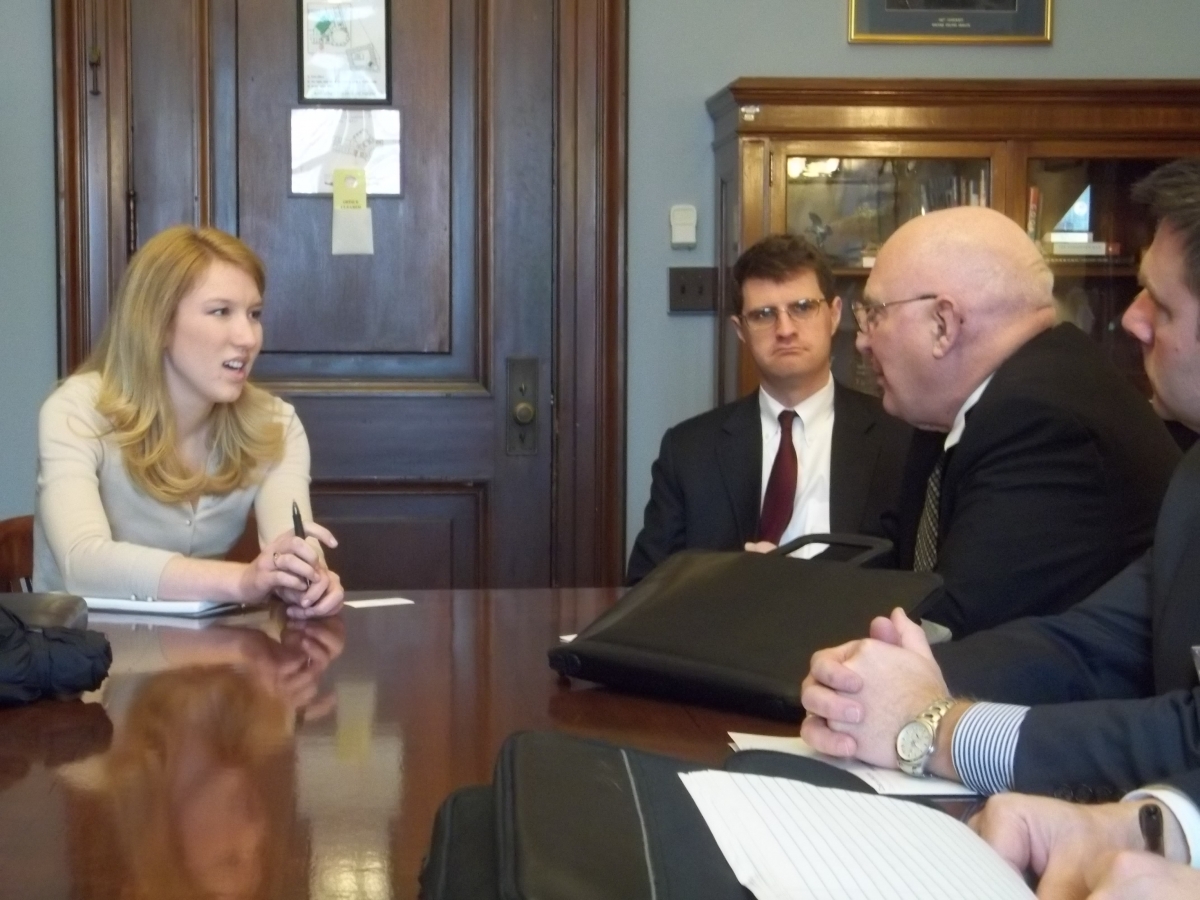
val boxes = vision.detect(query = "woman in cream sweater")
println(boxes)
[33,226,344,617]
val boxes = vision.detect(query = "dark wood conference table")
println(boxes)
[0,589,797,899]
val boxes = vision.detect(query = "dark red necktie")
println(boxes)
[758,410,798,545]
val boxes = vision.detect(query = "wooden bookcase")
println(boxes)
[707,78,1200,403]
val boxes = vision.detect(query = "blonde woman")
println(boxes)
[33,226,344,617]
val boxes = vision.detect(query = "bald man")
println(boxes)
[800,161,1200,798]
[855,206,1178,638]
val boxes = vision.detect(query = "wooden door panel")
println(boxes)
[130,0,204,241]
[313,488,482,589]
[294,394,495,479]
[237,0,454,357]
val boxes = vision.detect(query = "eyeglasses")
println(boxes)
[741,298,830,329]
[850,293,939,333]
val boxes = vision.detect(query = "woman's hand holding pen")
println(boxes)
[238,522,345,616]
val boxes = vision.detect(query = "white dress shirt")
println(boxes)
[758,374,835,559]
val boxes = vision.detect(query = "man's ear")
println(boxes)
[731,314,747,345]
[931,297,961,359]
[828,295,843,338]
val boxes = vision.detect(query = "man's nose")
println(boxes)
[855,328,871,354]
[774,311,798,337]
[1121,290,1153,344]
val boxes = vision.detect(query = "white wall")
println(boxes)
[625,0,1200,557]
[0,1,57,517]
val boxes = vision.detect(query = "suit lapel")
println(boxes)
[829,384,879,533]
[717,394,763,544]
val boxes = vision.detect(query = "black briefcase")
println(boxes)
[419,730,878,900]
[547,534,943,721]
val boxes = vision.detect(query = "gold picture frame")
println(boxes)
[849,0,1052,44]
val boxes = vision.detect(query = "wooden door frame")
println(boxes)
[52,0,627,587]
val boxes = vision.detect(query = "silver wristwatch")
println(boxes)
[896,698,955,777]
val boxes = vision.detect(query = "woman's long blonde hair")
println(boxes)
[80,226,284,504]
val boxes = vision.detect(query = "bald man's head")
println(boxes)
[883,206,1055,319]
[857,207,1058,430]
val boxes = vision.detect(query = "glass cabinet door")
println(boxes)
[1026,157,1161,396]
[783,155,993,394]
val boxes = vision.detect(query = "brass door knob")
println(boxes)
[513,401,535,425]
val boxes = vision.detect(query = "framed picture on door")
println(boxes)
[299,0,391,102]
[848,0,1052,43]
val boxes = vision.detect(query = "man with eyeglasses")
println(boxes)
[799,165,1200,810]
[626,234,910,583]
[839,204,1178,639]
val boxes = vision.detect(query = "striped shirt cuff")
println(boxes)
[1125,786,1200,867]
[950,702,1029,795]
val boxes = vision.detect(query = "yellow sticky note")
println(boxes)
[332,167,368,210]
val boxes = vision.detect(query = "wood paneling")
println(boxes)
[237,0,453,356]
[552,0,627,586]
[312,484,484,588]
[129,0,203,240]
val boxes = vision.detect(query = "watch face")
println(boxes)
[896,721,933,762]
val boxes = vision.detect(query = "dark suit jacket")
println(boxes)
[934,444,1200,797]
[626,382,911,584]
[898,324,1181,638]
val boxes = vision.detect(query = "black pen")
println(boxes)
[292,501,311,589]
[292,501,306,541]
[1140,802,1164,856]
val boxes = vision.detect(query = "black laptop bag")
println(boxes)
[547,535,943,721]
[418,730,876,900]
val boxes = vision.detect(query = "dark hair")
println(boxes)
[730,234,835,314]
[1132,159,1200,301]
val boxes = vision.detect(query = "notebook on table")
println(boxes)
[82,597,247,618]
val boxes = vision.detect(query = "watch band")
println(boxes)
[899,698,955,777]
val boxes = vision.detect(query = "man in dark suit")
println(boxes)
[849,204,1178,638]
[626,234,910,584]
[800,159,1200,800]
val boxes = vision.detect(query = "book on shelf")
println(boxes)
[1026,186,1040,239]
[1046,241,1109,257]
[917,172,989,215]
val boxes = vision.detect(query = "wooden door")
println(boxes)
[54,0,627,589]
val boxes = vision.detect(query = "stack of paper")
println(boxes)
[681,771,1033,900]
[728,733,976,797]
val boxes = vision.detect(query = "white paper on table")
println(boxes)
[728,732,977,797]
[681,771,1032,900]
[343,597,414,609]
[558,633,576,643]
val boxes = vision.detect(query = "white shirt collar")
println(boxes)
[758,374,835,448]
[944,374,994,450]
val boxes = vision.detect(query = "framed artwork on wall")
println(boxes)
[299,0,391,102]
[849,0,1052,43]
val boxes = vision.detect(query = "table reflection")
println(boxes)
[57,614,379,900]
[0,589,778,900]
